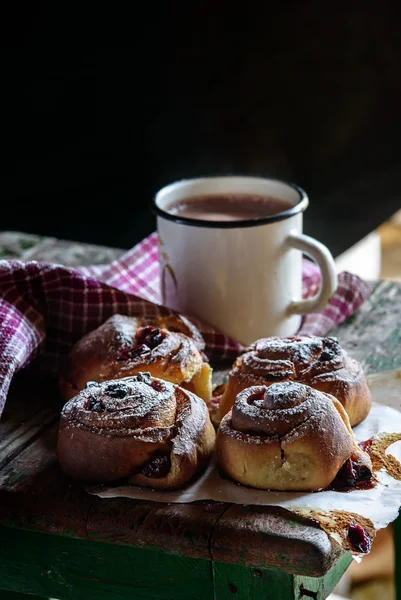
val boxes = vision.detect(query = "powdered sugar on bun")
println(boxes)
[219,336,371,426]
[216,381,370,491]
[59,314,212,403]
[58,374,215,489]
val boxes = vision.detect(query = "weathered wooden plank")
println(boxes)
[0,371,59,470]
[87,498,227,561]
[212,552,352,600]
[0,413,342,576]
[332,280,401,373]
[0,411,343,576]
[0,424,94,539]
[210,505,341,578]
[0,374,342,574]
[0,524,214,600]
[0,418,227,562]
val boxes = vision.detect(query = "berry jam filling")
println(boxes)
[117,327,165,361]
[140,453,171,478]
[319,350,334,361]
[136,325,154,343]
[104,382,129,399]
[85,397,105,412]
[359,438,374,452]
[151,379,164,392]
[247,390,265,405]
[348,524,372,553]
[136,326,165,349]
[330,458,373,490]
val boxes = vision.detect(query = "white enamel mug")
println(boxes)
[154,176,337,345]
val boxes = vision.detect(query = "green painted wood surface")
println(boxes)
[0,524,213,600]
[293,553,352,599]
[0,522,351,600]
[210,552,352,599]
[213,562,294,599]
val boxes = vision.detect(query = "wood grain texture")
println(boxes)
[0,371,59,470]
[210,505,341,577]
[0,393,228,561]
[87,498,227,561]
[0,524,214,600]
[0,424,94,540]
[0,421,227,559]
[332,280,401,374]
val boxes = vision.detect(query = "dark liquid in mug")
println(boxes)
[165,193,293,222]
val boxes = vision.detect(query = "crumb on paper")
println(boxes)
[293,508,375,556]
[368,433,401,480]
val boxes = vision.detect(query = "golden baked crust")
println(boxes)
[57,374,216,489]
[219,336,371,426]
[60,314,212,402]
[216,381,371,491]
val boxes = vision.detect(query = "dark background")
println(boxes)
[2,1,401,256]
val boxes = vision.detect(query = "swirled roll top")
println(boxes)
[59,314,212,403]
[57,374,215,489]
[231,382,321,436]
[62,376,176,431]
[217,381,371,491]
[219,336,371,426]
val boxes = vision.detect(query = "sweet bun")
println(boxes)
[57,373,216,489]
[219,336,371,426]
[60,314,212,403]
[216,381,372,491]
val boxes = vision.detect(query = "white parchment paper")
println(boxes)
[89,369,401,533]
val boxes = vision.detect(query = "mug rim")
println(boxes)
[152,176,309,228]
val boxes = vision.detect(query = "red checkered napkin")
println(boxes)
[0,233,371,415]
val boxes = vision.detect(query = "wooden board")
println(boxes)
[210,505,341,577]
[0,524,352,600]
[0,409,336,575]
[0,369,59,470]
[0,524,214,600]
[1,280,401,584]
[213,553,352,600]
[331,280,401,374]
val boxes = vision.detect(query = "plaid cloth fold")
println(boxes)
[0,233,371,415]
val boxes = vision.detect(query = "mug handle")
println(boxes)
[286,231,337,315]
